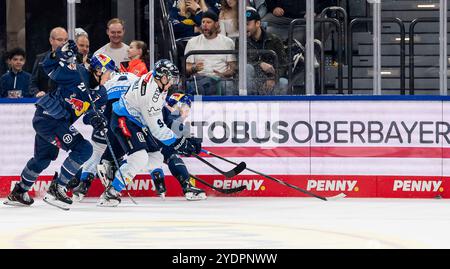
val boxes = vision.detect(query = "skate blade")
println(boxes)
[159,192,166,200]
[326,193,347,201]
[185,192,207,201]
[3,200,32,207]
[96,198,120,207]
[72,193,85,203]
[43,194,70,211]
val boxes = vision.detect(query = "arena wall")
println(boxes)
[1,96,449,198]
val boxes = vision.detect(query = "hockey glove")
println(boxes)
[90,113,107,133]
[172,137,196,157]
[188,137,202,155]
[56,40,78,60]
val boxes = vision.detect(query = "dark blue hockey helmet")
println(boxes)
[153,59,179,84]
[90,53,117,73]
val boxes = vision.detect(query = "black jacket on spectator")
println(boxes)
[247,28,287,79]
[30,51,56,96]
[266,0,337,18]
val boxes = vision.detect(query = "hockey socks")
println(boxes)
[111,177,126,192]
[18,157,52,191]
[58,158,83,186]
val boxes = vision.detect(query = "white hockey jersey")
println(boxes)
[104,72,139,100]
[112,72,177,146]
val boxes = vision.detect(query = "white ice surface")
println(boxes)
[1,197,450,249]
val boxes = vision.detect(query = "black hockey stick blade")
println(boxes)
[226,161,247,178]
[190,174,246,194]
[192,153,246,178]
[201,149,334,201]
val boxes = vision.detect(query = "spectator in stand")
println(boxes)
[185,10,236,95]
[171,0,220,14]
[219,0,239,39]
[94,18,129,69]
[169,0,209,40]
[120,40,149,77]
[74,28,90,68]
[0,47,32,98]
[30,27,68,97]
[247,0,268,19]
[262,0,336,41]
[246,8,287,95]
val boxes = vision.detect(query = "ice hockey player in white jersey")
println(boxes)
[98,59,202,206]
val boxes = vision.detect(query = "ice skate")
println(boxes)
[43,173,72,210]
[66,176,80,190]
[3,183,34,207]
[72,173,94,202]
[183,183,207,201]
[97,185,121,207]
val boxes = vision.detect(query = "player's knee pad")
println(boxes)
[115,150,148,184]
[150,168,166,194]
[150,168,165,184]
[167,155,189,184]
[83,141,107,175]
[69,139,93,165]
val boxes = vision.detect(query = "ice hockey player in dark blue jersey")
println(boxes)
[155,93,206,201]
[3,40,108,210]
[70,65,139,201]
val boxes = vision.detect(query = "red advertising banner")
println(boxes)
[2,174,447,199]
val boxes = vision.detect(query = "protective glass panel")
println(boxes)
[316,1,346,95]
[346,0,376,95]
[275,1,344,95]
[380,0,441,95]
[447,9,450,94]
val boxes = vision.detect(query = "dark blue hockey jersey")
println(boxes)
[36,51,107,125]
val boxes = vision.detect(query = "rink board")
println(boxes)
[1,98,450,198]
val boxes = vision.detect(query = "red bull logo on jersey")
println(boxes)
[65,94,90,116]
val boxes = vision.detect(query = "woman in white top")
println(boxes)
[219,0,238,39]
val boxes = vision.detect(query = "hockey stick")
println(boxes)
[75,65,138,204]
[189,174,246,194]
[191,153,246,178]
[201,149,346,201]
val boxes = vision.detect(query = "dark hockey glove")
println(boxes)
[172,137,196,157]
[55,40,78,60]
[188,137,202,155]
[90,113,107,133]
